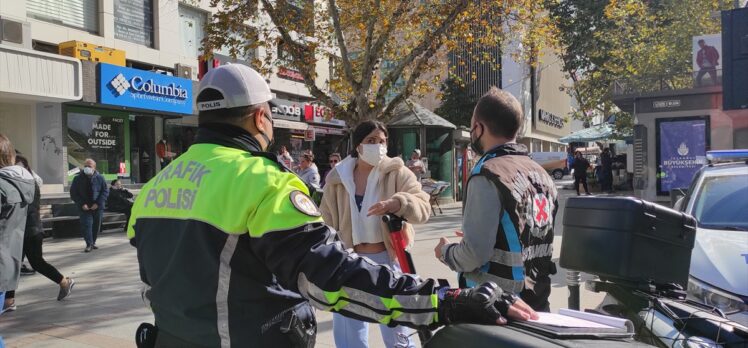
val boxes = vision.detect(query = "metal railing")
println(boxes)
[612,70,722,96]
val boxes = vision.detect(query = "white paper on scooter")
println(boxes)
[530,309,629,329]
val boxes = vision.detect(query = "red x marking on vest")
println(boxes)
[535,197,548,223]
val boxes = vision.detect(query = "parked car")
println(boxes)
[529,151,568,179]
[674,149,748,327]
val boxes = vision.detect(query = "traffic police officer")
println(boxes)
[127,65,538,347]
[435,87,558,312]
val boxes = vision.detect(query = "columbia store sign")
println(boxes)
[99,63,193,114]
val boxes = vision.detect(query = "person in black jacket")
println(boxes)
[70,158,108,252]
[571,151,591,196]
[600,148,614,193]
[3,156,74,313]
[107,179,133,232]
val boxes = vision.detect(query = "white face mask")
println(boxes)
[83,167,94,176]
[359,144,387,166]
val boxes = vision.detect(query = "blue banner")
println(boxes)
[658,119,708,192]
[99,63,193,114]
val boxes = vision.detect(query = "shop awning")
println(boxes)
[0,44,82,103]
[559,123,614,143]
[274,119,308,130]
[389,99,457,129]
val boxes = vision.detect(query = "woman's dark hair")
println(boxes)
[350,120,388,158]
[111,179,119,186]
[15,154,31,172]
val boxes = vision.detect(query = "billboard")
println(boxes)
[656,117,709,195]
[692,34,722,87]
[99,63,194,115]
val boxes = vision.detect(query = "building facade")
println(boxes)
[449,36,580,153]
[0,0,337,193]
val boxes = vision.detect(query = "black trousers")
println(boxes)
[574,175,590,195]
[6,235,64,299]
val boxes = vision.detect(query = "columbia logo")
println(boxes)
[110,73,130,96]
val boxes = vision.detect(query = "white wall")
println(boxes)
[0,102,36,162]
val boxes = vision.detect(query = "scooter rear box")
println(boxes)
[560,197,696,286]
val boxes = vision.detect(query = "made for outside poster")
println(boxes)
[658,118,708,194]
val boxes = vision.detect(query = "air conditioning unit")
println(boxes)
[0,17,31,49]
[175,63,195,80]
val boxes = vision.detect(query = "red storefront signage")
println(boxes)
[277,67,305,82]
[304,104,346,127]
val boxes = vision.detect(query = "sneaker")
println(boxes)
[57,278,75,301]
[84,246,92,252]
[1,299,16,314]
[20,264,36,275]
[91,244,99,250]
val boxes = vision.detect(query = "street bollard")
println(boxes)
[567,270,581,311]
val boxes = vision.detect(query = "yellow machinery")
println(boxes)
[58,41,126,66]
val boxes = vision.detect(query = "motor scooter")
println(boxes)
[426,197,748,347]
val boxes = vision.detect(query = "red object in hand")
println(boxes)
[382,214,416,274]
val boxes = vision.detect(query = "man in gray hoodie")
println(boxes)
[0,134,35,311]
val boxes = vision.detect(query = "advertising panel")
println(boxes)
[692,34,722,87]
[99,63,193,115]
[657,117,709,195]
[66,111,129,179]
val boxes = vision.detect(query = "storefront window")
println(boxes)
[164,119,197,156]
[66,107,129,182]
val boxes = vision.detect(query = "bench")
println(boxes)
[41,206,129,238]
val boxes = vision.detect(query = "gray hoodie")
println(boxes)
[0,165,35,292]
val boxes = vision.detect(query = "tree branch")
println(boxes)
[379,40,441,119]
[259,0,349,118]
[375,0,468,104]
[327,0,358,88]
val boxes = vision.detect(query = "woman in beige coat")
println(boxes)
[320,120,430,348]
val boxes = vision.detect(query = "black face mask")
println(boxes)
[470,123,485,155]
[259,113,275,150]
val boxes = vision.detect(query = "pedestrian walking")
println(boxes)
[3,156,75,313]
[127,64,535,347]
[320,121,432,348]
[433,87,559,312]
[0,134,34,316]
[107,179,133,232]
[572,151,591,195]
[70,158,108,252]
[601,148,614,193]
[296,153,321,190]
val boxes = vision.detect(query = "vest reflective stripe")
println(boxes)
[463,271,525,294]
[216,234,239,348]
[471,152,497,175]
[501,211,525,281]
[296,273,439,325]
[490,248,524,267]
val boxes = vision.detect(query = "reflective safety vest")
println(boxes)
[463,143,558,311]
[128,126,441,347]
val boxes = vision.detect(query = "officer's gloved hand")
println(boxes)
[437,282,506,326]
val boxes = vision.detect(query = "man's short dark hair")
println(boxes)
[474,87,523,139]
[197,88,260,125]
[698,39,705,44]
